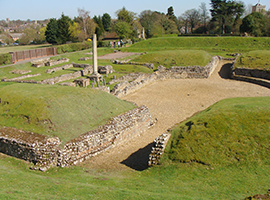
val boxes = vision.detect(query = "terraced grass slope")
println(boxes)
[0,83,136,143]
[132,50,212,68]
[164,97,270,166]
[235,50,270,70]
[130,37,270,51]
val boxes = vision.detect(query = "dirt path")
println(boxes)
[80,60,270,171]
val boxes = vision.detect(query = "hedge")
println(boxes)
[55,41,92,54]
[0,53,11,65]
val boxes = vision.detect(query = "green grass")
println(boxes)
[234,50,270,70]
[0,97,270,199]
[164,97,270,167]
[0,84,135,143]
[129,37,270,51]
[132,50,212,68]
[0,44,52,54]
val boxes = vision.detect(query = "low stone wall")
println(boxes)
[113,60,154,69]
[0,127,60,171]
[45,58,70,67]
[98,65,115,74]
[232,68,270,81]
[0,106,154,171]
[11,70,31,74]
[148,133,171,166]
[2,74,41,82]
[45,64,74,74]
[58,105,154,167]
[41,66,92,85]
[111,56,220,98]
[112,74,157,98]
[108,73,142,85]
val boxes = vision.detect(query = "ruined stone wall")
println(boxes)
[0,127,60,171]
[112,74,157,98]
[111,56,220,98]
[232,68,270,80]
[148,133,171,166]
[45,64,74,74]
[45,58,70,66]
[58,105,154,167]
[0,106,153,171]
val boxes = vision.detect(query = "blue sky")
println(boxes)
[1,0,269,21]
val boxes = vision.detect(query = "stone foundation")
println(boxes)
[0,106,154,171]
[111,56,220,98]
[148,133,171,166]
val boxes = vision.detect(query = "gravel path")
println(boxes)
[80,60,270,171]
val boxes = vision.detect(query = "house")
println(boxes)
[252,2,266,13]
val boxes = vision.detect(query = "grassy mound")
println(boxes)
[0,83,135,143]
[235,50,270,70]
[165,97,270,166]
[131,50,212,68]
[130,37,270,51]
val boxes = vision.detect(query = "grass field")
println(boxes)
[0,44,52,54]
[132,50,212,68]
[1,37,270,199]
[0,83,135,143]
[234,50,270,70]
[0,97,269,199]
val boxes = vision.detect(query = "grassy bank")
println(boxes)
[0,84,135,143]
[132,50,212,68]
[164,97,270,166]
[129,37,270,51]
[234,50,270,70]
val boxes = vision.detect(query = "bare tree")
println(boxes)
[199,2,210,33]
[77,8,92,40]
[182,9,200,34]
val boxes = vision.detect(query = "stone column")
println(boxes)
[92,34,98,75]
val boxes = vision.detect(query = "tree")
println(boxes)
[181,9,200,34]
[116,7,136,24]
[210,0,244,34]
[77,8,90,40]
[166,6,177,22]
[199,2,210,33]
[69,22,81,42]
[114,21,133,39]
[57,14,72,44]
[93,15,105,40]
[102,13,111,31]
[20,28,38,44]
[114,7,135,39]
[45,18,58,44]
[240,12,266,36]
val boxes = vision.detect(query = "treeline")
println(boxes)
[2,0,270,46]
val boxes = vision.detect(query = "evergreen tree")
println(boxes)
[210,0,244,34]
[45,18,58,44]
[93,15,104,40]
[102,13,111,31]
[57,14,72,44]
[166,6,177,22]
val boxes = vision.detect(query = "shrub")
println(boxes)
[0,53,11,65]
[55,41,92,54]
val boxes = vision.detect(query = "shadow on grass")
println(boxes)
[120,142,155,171]
[218,63,233,79]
